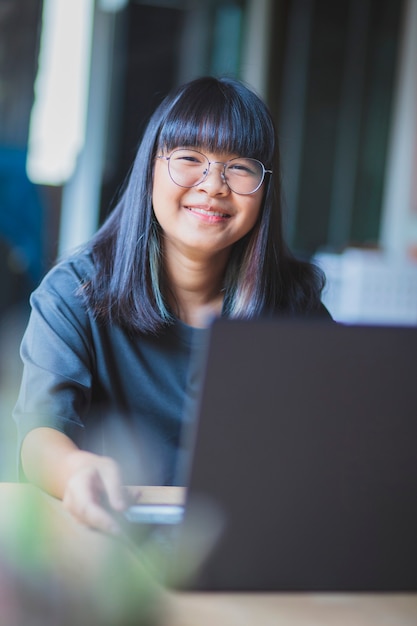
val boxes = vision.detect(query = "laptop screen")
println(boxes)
[173,318,417,591]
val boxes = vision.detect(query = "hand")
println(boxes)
[62,455,127,534]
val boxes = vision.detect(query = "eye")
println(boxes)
[227,159,259,177]
[172,150,206,166]
[229,163,251,173]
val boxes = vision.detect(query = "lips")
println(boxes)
[185,205,231,219]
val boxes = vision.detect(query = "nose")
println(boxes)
[197,162,229,195]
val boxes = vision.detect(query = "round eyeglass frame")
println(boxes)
[156,149,273,195]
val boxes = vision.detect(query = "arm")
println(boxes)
[21,427,127,533]
[14,256,129,533]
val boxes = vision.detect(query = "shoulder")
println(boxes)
[20,251,99,357]
[36,249,94,294]
[30,249,95,316]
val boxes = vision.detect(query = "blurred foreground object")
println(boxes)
[0,484,162,626]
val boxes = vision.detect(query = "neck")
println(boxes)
[163,244,229,328]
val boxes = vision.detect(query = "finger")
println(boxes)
[63,481,122,535]
[80,500,122,535]
[99,461,127,512]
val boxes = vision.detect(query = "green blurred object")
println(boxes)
[0,485,163,626]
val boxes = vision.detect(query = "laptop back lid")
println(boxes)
[175,318,417,591]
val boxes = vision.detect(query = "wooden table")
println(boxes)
[0,483,416,626]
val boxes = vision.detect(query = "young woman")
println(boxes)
[13,76,329,533]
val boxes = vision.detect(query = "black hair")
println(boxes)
[82,76,325,333]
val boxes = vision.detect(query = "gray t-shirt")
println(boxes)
[13,251,207,485]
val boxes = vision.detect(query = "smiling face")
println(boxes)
[152,147,264,262]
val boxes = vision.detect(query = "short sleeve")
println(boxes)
[13,256,95,473]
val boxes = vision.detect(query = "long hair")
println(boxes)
[83,76,325,334]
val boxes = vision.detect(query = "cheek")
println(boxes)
[241,196,263,230]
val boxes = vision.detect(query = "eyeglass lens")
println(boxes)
[167,149,266,194]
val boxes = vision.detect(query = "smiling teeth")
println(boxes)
[189,207,228,217]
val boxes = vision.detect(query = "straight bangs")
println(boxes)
[157,78,275,167]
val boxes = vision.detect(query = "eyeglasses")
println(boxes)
[157,149,272,195]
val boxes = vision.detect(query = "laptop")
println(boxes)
[126,318,417,591]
